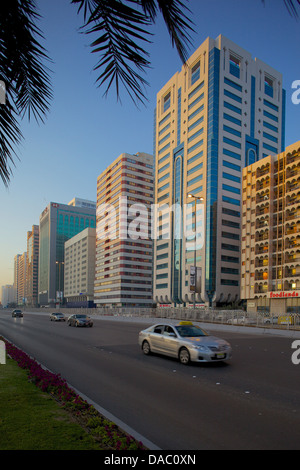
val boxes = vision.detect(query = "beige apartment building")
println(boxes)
[241,141,300,315]
[64,227,96,307]
[95,152,154,307]
[26,225,39,306]
[14,252,27,305]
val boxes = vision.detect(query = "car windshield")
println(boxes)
[76,315,87,319]
[175,325,208,337]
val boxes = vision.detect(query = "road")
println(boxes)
[1,311,300,450]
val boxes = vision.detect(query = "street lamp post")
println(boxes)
[188,194,204,309]
[56,261,64,306]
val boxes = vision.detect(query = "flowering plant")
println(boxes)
[3,338,145,450]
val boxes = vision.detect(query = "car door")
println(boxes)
[163,326,179,357]
[149,325,166,353]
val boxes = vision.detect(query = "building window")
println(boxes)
[229,53,241,79]
[191,61,200,85]
[163,91,171,113]
[264,75,274,98]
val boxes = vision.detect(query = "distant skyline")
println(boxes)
[1,0,300,296]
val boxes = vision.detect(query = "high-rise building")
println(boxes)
[64,227,96,307]
[68,197,97,210]
[13,254,21,304]
[38,198,96,306]
[95,152,154,307]
[17,252,27,306]
[153,34,285,307]
[26,225,39,306]
[241,141,300,315]
[1,285,16,307]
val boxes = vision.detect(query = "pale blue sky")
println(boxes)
[1,0,300,293]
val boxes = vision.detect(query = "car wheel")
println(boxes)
[179,347,190,365]
[142,341,151,355]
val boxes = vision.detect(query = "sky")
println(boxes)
[1,0,300,295]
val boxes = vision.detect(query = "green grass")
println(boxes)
[0,358,100,450]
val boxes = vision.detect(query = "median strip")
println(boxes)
[1,336,147,451]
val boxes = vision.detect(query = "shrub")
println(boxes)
[2,338,145,450]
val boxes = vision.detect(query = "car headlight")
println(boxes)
[193,345,209,352]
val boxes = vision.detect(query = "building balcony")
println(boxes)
[285,239,300,250]
[255,233,269,243]
[256,165,270,179]
[286,181,300,194]
[256,219,269,230]
[254,282,268,294]
[285,255,300,264]
[256,191,269,205]
[286,153,300,167]
[285,225,299,237]
[283,280,300,291]
[284,263,300,277]
[256,180,270,192]
[255,245,269,255]
[285,210,300,222]
[286,195,300,209]
[255,255,269,268]
[255,270,269,281]
[256,207,269,218]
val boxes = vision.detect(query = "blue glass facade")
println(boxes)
[281,89,286,152]
[205,47,220,304]
[172,146,184,304]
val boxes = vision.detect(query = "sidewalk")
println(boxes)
[78,312,300,339]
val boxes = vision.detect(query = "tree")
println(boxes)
[0,0,299,186]
[0,0,194,186]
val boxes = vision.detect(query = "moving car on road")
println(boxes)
[67,314,93,327]
[50,312,65,321]
[12,309,23,318]
[139,321,232,364]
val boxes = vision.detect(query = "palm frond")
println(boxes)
[262,0,300,17]
[141,0,195,63]
[283,0,300,17]
[0,100,22,187]
[72,0,194,104]
[73,0,153,105]
[0,0,52,185]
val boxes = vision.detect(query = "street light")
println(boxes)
[187,193,204,308]
[188,193,204,202]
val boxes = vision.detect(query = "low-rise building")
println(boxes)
[64,227,96,308]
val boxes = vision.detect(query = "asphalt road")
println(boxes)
[1,311,300,450]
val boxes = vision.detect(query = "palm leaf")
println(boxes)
[140,0,195,63]
[262,0,300,17]
[0,0,52,185]
[72,0,194,104]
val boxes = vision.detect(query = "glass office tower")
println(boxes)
[38,199,96,306]
[153,35,285,307]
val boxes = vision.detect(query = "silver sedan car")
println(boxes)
[50,312,65,321]
[138,321,232,364]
